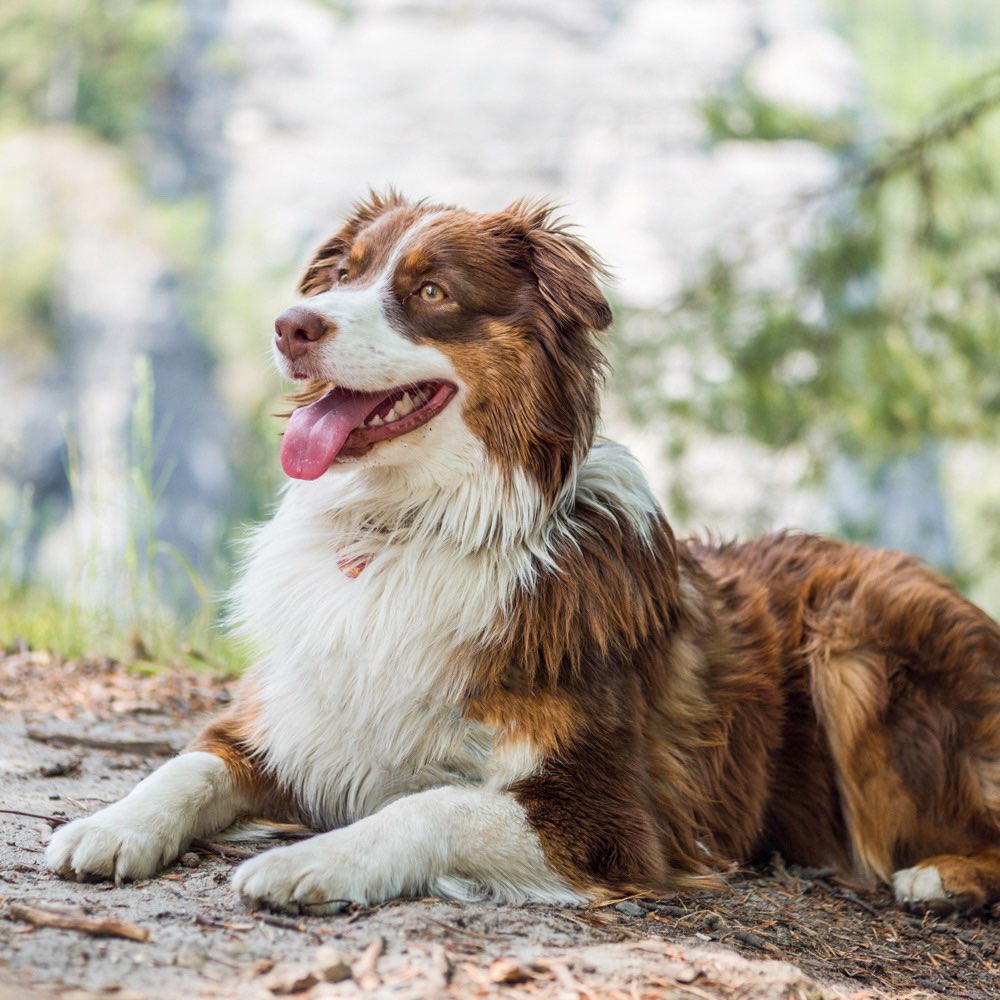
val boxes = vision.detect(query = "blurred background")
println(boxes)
[1,0,998,667]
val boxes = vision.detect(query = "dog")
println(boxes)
[47,191,1000,915]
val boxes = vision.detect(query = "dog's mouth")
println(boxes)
[280,380,457,480]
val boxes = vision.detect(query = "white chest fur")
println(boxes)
[231,474,531,828]
[231,440,660,829]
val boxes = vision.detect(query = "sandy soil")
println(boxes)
[1,650,998,1000]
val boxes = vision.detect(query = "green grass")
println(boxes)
[0,578,247,676]
[0,355,249,677]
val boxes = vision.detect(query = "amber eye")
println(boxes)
[418,282,446,302]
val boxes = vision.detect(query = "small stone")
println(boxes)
[615,901,646,918]
[313,946,351,983]
[489,958,530,984]
[40,757,81,777]
[674,965,700,984]
[179,852,200,868]
[265,964,320,995]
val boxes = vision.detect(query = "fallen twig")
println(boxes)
[6,902,151,942]
[192,913,255,931]
[257,913,309,932]
[426,944,451,992]
[353,936,384,991]
[0,808,68,827]
[423,915,503,941]
[25,729,177,755]
[814,879,882,918]
[559,911,642,939]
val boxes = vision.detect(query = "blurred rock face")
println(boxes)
[222,0,854,306]
[0,132,231,608]
[1,0,856,609]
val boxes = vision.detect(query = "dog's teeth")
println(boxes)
[396,393,414,416]
[369,414,383,427]
[385,407,399,423]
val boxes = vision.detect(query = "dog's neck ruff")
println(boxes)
[230,439,660,826]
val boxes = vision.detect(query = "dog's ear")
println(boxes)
[299,188,411,295]
[503,200,613,333]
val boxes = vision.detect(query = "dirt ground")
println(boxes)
[1,650,998,1000]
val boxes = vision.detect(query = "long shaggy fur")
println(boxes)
[46,192,1000,916]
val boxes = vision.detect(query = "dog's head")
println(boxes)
[274,191,611,504]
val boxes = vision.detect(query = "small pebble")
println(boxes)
[179,852,200,869]
[313,946,351,983]
[615,900,646,918]
[264,963,319,994]
[40,757,81,777]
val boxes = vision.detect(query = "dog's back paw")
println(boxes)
[892,853,1000,915]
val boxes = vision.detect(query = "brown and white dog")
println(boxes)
[48,192,1000,915]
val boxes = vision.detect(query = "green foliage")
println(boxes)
[0,0,181,142]
[0,584,109,662]
[828,0,1000,127]
[612,10,1000,612]
[0,218,59,357]
[0,578,246,675]
[615,67,1000,463]
[702,79,857,150]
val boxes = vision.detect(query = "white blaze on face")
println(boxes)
[273,213,453,389]
[274,214,471,477]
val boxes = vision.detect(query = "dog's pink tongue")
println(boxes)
[280,388,385,480]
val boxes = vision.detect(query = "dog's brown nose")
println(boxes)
[274,306,334,361]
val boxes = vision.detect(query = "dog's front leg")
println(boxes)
[46,706,267,884]
[45,751,248,883]
[233,786,584,914]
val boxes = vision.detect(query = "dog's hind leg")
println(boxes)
[808,569,1000,912]
[893,850,1000,914]
[892,713,1000,914]
[809,650,920,885]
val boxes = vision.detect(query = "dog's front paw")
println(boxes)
[233,834,394,915]
[46,803,185,884]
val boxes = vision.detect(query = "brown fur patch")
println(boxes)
[299,189,436,295]
[391,203,610,502]
[466,524,1000,899]
[187,682,291,818]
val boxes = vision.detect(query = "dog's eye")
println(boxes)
[418,283,446,302]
